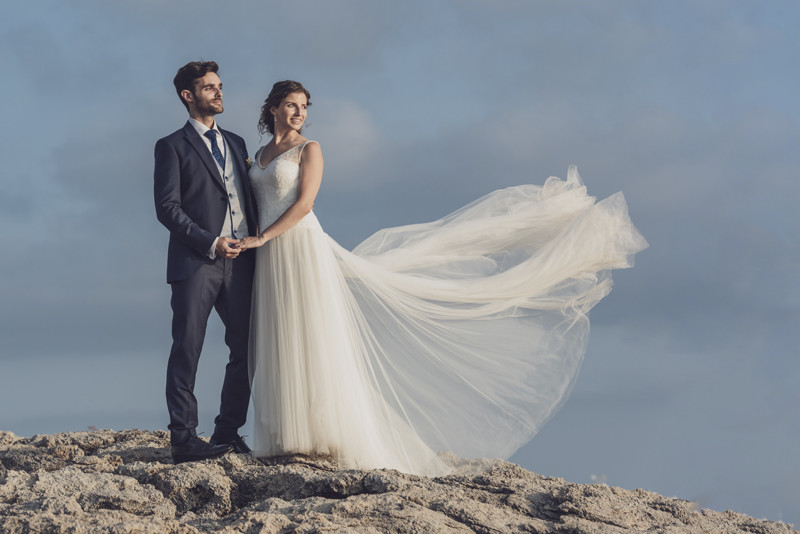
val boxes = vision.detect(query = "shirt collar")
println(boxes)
[188,117,221,138]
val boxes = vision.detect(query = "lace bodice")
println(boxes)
[249,141,319,231]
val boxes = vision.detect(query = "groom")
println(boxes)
[154,61,257,463]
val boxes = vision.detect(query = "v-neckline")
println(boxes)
[256,142,306,169]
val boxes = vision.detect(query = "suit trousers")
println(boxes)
[166,250,255,445]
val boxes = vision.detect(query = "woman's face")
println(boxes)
[273,92,308,132]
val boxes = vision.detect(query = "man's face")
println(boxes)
[184,72,223,116]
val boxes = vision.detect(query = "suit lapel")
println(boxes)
[221,129,258,231]
[182,122,226,192]
[221,129,247,183]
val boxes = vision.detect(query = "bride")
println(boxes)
[236,80,648,476]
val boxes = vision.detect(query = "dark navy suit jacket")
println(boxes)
[154,121,257,283]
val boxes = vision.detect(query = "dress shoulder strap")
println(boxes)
[254,145,265,165]
[297,140,319,163]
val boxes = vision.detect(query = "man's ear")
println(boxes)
[181,89,194,105]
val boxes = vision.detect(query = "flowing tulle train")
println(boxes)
[249,148,647,476]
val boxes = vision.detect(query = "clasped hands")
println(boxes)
[215,235,267,258]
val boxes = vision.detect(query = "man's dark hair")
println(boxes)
[173,61,219,111]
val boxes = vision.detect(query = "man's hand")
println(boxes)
[215,237,241,259]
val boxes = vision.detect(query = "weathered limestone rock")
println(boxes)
[0,429,795,533]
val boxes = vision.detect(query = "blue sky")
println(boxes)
[2,0,798,525]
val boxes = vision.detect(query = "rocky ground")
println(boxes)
[0,429,795,533]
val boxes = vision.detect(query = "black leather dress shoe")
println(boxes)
[171,436,233,464]
[210,434,252,454]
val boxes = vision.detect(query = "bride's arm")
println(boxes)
[238,142,323,249]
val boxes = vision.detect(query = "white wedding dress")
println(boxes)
[248,141,648,476]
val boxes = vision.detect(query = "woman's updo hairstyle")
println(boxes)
[258,80,312,136]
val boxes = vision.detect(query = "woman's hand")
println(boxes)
[236,235,267,250]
